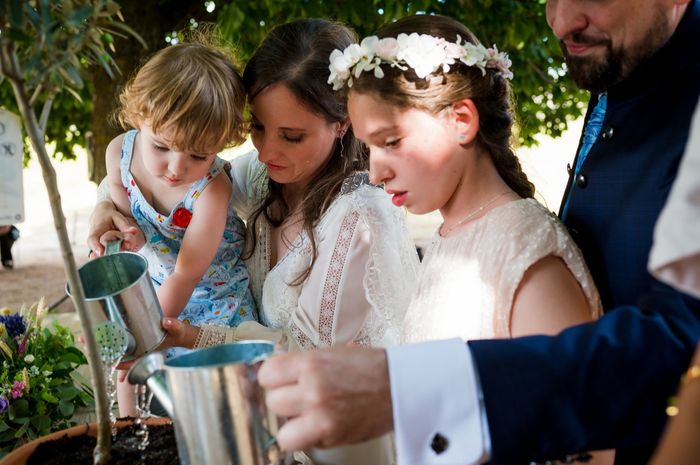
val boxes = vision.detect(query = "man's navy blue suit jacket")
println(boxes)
[469,2,700,464]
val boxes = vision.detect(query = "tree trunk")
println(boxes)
[1,42,112,465]
[89,2,160,184]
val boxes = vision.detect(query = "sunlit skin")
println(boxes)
[545,0,688,88]
[249,83,344,206]
[131,124,219,214]
[348,91,512,231]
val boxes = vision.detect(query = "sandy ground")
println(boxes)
[0,119,582,315]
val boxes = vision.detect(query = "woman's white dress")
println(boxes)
[229,152,420,465]
[402,198,602,343]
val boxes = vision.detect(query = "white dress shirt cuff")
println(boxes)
[387,338,490,465]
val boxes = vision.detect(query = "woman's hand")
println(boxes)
[159,318,200,349]
[87,201,143,256]
[116,318,200,375]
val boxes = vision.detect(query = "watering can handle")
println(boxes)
[105,238,123,255]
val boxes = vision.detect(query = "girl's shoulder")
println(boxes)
[483,197,562,235]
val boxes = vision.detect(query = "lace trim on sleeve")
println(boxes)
[353,329,372,346]
[289,323,315,351]
[193,324,229,349]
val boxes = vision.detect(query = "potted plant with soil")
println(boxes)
[0,2,170,463]
[0,301,92,457]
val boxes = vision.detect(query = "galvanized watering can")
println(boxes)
[67,241,165,361]
[127,341,293,465]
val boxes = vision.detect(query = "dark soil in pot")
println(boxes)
[27,423,178,465]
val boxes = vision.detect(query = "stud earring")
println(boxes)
[457,134,467,143]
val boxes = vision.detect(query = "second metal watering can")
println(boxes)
[127,340,293,465]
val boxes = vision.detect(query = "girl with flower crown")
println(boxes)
[100,42,258,416]
[338,15,613,464]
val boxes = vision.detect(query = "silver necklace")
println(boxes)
[439,191,511,237]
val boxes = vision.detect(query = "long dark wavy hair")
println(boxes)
[350,14,534,199]
[242,18,368,284]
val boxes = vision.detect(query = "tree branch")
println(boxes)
[0,40,112,465]
[39,98,53,136]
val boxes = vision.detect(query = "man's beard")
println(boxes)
[560,18,672,94]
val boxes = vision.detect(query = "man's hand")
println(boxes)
[258,345,394,451]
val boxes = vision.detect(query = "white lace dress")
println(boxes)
[401,198,602,344]
[228,152,420,465]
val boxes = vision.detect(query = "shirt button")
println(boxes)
[601,126,615,139]
[431,433,449,454]
[576,173,588,188]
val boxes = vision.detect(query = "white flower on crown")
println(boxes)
[328,32,513,90]
[375,37,400,61]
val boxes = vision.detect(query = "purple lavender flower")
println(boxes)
[0,314,27,339]
[11,381,24,399]
[0,396,8,414]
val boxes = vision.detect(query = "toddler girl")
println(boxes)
[103,42,257,416]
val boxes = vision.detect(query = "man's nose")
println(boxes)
[546,0,588,40]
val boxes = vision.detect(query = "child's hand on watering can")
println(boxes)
[96,226,145,256]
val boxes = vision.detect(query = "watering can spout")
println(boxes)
[127,352,174,417]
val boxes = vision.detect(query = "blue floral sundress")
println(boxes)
[120,130,257,336]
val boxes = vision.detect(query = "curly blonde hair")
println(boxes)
[117,42,246,153]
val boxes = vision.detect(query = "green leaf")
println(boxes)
[9,0,23,30]
[41,391,59,404]
[8,399,29,419]
[0,422,9,433]
[57,385,79,401]
[64,85,84,103]
[66,5,94,27]
[30,415,51,431]
[0,428,17,442]
[13,421,29,438]
[58,64,84,88]
[58,400,74,417]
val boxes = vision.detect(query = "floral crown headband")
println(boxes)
[328,32,513,91]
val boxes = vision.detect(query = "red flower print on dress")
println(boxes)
[172,208,193,228]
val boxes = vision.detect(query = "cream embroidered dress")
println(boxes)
[402,198,602,344]
[221,151,419,465]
